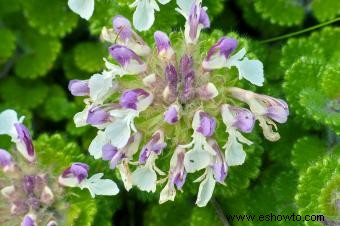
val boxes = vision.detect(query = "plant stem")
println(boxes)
[211,197,230,226]
[260,17,340,43]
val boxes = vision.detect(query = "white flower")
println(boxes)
[130,0,171,31]
[68,0,95,20]
[79,173,119,198]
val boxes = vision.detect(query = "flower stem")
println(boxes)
[211,197,230,226]
[260,17,340,43]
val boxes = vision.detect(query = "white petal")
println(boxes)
[225,136,246,166]
[184,149,212,173]
[81,173,119,197]
[176,0,195,17]
[118,164,133,191]
[158,0,171,4]
[89,131,108,159]
[58,176,79,188]
[68,0,94,20]
[133,0,156,31]
[202,54,227,70]
[132,166,157,192]
[105,119,131,149]
[196,170,216,207]
[73,106,90,127]
[89,73,114,104]
[236,58,264,86]
[0,109,19,139]
[159,183,176,204]
[227,48,246,64]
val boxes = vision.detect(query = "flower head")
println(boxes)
[71,1,288,207]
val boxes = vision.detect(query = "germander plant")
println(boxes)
[68,0,288,207]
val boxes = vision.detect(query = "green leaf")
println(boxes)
[320,64,340,99]
[254,0,305,26]
[296,152,340,224]
[22,0,78,37]
[15,29,61,79]
[0,0,20,17]
[299,88,340,134]
[190,206,223,226]
[0,77,48,110]
[311,0,340,22]
[291,136,326,171]
[0,28,16,63]
[74,42,107,73]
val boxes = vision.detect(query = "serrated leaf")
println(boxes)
[0,77,48,109]
[15,30,61,79]
[22,0,78,37]
[0,28,16,63]
[311,0,340,22]
[291,136,326,171]
[74,42,107,73]
[299,88,340,134]
[254,0,305,26]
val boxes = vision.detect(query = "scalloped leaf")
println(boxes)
[63,50,90,80]
[0,28,16,63]
[283,57,322,118]
[0,77,48,109]
[254,0,305,26]
[320,64,340,99]
[291,136,326,171]
[299,88,340,134]
[296,152,340,224]
[311,0,340,22]
[22,0,78,37]
[14,30,61,79]
[74,42,107,73]
[0,0,20,17]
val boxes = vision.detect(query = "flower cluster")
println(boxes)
[0,109,117,225]
[69,0,289,207]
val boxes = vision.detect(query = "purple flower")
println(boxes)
[139,130,166,164]
[120,88,150,110]
[209,140,228,183]
[86,106,110,126]
[102,144,124,169]
[23,175,36,194]
[14,123,35,162]
[0,149,13,170]
[109,45,144,68]
[196,112,216,137]
[21,214,36,226]
[68,80,89,96]
[163,64,178,102]
[154,31,174,60]
[169,148,187,189]
[179,55,195,102]
[186,1,210,43]
[61,162,89,184]
[164,104,180,125]
[113,15,132,41]
[265,98,289,123]
[206,37,238,61]
[222,105,255,133]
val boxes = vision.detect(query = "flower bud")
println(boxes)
[197,82,218,100]
[59,162,89,187]
[139,130,166,164]
[164,104,180,125]
[68,80,89,96]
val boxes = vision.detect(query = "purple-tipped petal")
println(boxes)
[197,83,218,100]
[21,214,36,226]
[14,123,35,162]
[23,176,36,194]
[206,37,238,61]
[154,31,172,54]
[62,162,89,183]
[0,149,12,169]
[186,1,210,43]
[199,8,210,28]
[109,45,143,67]
[102,144,118,161]
[164,104,180,125]
[266,99,289,123]
[164,64,178,102]
[139,130,166,164]
[179,55,195,102]
[196,112,216,137]
[86,107,110,126]
[119,88,150,110]
[169,148,187,189]
[68,80,89,96]
[209,140,228,183]
[113,15,132,41]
